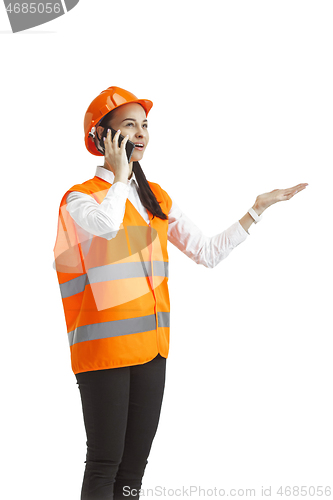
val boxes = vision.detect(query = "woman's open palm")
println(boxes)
[257,183,308,211]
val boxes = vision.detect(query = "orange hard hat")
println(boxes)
[84,86,153,156]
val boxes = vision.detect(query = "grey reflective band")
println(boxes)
[88,261,168,284]
[156,261,169,279]
[60,261,169,299]
[60,274,88,299]
[68,311,170,346]
[158,311,170,328]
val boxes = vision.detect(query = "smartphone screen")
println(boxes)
[97,127,136,162]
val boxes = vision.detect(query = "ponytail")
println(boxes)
[132,161,168,221]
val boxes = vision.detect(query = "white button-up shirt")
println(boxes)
[65,166,249,269]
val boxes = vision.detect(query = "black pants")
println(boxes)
[75,354,166,500]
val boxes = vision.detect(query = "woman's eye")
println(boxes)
[124,122,148,128]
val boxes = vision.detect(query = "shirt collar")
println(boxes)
[95,165,139,188]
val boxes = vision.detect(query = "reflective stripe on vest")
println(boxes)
[59,261,169,300]
[68,311,170,346]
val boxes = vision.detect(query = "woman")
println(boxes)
[53,86,307,499]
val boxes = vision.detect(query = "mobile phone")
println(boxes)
[97,127,136,162]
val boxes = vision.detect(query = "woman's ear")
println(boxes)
[96,125,104,141]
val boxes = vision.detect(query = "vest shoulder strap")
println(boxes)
[62,176,172,213]
[147,181,172,212]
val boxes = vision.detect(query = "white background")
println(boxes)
[1,1,332,498]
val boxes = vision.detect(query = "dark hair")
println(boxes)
[96,111,168,221]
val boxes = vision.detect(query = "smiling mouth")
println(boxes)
[134,144,144,151]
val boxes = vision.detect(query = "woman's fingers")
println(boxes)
[108,129,129,154]
[257,183,308,210]
[273,184,308,204]
[283,183,308,197]
[121,134,129,150]
[103,128,112,150]
[112,129,120,147]
[287,183,308,192]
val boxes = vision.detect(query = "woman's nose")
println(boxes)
[135,127,146,137]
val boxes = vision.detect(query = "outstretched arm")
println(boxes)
[168,182,308,269]
[167,202,249,269]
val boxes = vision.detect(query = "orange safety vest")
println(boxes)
[53,175,172,374]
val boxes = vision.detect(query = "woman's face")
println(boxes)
[97,102,149,163]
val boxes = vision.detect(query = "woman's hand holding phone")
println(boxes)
[104,129,131,184]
